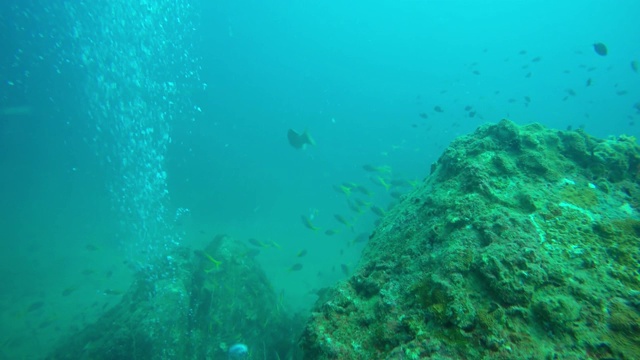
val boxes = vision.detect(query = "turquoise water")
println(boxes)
[1,0,638,358]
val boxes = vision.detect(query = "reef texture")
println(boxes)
[47,235,301,360]
[300,120,640,359]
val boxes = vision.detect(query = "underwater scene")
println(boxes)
[1,0,639,359]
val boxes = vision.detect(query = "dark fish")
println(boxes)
[468,111,476,118]
[585,78,592,87]
[531,56,542,62]
[418,112,428,119]
[288,263,303,272]
[27,301,45,312]
[593,42,607,56]
[334,214,352,227]
[616,90,628,96]
[389,191,402,199]
[370,205,385,217]
[631,60,639,73]
[297,249,307,257]
[287,129,315,150]
[524,96,531,103]
[354,184,372,196]
[248,238,265,247]
[464,105,472,111]
[518,50,527,55]
[245,248,261,257]
[62,286,78,297]
[350,233,369,246]
[324,229,339,236]
[472,70,480,75]
[340,264,349,276]
[434,106,444,113]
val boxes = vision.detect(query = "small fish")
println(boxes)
[631,60,639,73]
[334,214,353,228]
[354,184,372,196]
[616,90,628,96]
[324,229,339,236]
[244,248,261,257]
[103,289,123,296]
[340,264,350,276]
[565,89,576,96]
[301,215,320,231]
[370,205,386,217]
[248,238,268,248]
[287,128,316,150]
[62,286,79,297]
[464,105,472,111]
[288,263,303,272]
[362,164,392,174]
[531,56,542,62]
[518,50,527,55]
[85,244,99,251]
[468,111,476,117]
[332,184,352,196]
[351,233,370,245]
[203,252,222,272]
[353,198,371,208]
[389,191,403,200]
[270,241,282,249]
[27,301,45,312]
[585,78,592,87]
[593,42,607,56]
[418,112,428,119]
[346,198,363,213]
[297,249,308,257]
[433,106,444,113]
[372,176,391,191]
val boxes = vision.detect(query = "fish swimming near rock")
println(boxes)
[287,128,316,149]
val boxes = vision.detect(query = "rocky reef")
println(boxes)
[300,120,640,359]
[47,234,303,360]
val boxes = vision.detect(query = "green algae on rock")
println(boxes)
[300,119,640,360]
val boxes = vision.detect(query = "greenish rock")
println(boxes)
[47,235,303,360]
[300,120,640,359]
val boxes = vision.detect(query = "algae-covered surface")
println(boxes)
[47,234,303,360]
[300,120,640,359]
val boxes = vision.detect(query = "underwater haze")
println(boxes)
[1,0,639,358]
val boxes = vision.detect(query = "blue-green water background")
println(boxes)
[1,0,639,357]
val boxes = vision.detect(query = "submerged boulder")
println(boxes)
[47,234,303,360]
[300,120,640,359]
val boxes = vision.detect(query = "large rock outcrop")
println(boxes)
[300,120,640,359]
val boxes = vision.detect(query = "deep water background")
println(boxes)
[1,0,639,357]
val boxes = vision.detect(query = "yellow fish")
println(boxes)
[301,215,320,231]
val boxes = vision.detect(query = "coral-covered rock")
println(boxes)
[300,120,640,359]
